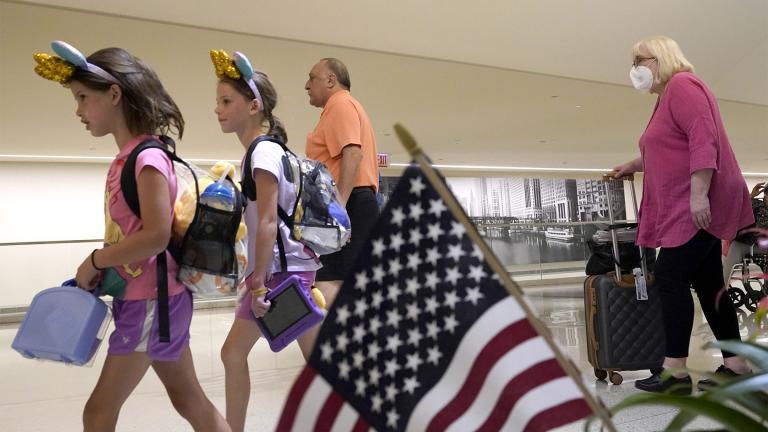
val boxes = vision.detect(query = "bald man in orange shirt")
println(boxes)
[303,58,380,319]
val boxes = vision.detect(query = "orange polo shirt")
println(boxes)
[306,90,379,192]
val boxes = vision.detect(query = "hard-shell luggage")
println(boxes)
[12,280,111,366]
[583,175,664,384]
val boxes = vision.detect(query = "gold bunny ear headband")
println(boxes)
[34,40,119,86]
[210,49,263,111]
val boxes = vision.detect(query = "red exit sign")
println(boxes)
[377,153,390,167]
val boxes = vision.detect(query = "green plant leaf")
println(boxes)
[706,375,768,418]
[666,409,697,431]
[667,375,768,430]
[611,393,768,432]
[704,340,768,372]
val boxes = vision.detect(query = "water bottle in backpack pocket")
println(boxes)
[121,136,248,298]
[175,166,248,297]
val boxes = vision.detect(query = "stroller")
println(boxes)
[726,249,767,312]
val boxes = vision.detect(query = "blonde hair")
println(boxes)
[632,36,695,85]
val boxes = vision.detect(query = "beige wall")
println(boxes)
[0,162,103,306]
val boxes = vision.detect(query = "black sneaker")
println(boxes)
[635,369,692,395]
[697,365,741,391]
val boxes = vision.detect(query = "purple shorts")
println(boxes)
[236,271,315,322]
[108,290,193,361]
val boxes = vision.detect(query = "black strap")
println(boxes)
[242,135,299,273]
[156,251,170,343]
[120,136,186,218]
[241,135,290,201]
[275,230,288,273]
[119,135,188,344]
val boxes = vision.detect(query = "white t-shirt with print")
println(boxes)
[243,139,322,277]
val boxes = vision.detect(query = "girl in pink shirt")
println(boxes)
[613,36,753,395]
[34,41,229,432]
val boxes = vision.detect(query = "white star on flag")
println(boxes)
[426,224,444,242]
[450,220,467,237]
[429,198,447,216]
[355,271,369,291]
[409,202,424,220]
[446,243,464,263]
[391,206,406,226]
[372,238,386,257]
[408,227,424,245]
[390,232,405,251]
[388,258,403,276]
[409,177,426,195]
[468,264,486,283]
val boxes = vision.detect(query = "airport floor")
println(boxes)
[1,283,762,432]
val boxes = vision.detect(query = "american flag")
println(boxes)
[277,166,594,432]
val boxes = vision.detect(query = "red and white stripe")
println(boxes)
[407,296,591,432]
[276,367,371,432]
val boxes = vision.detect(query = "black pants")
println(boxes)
[656,230,741,358]
[316,187,379,281]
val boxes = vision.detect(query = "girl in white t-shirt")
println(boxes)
[211,50,322,432]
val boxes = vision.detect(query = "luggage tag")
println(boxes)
[633,268,648,300]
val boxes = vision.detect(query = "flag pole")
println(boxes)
[393,124,617,432]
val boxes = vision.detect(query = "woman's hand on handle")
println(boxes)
[750,182,765,198]
[611,157,642,179]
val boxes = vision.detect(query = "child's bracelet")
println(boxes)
[90,249,106,271]
[251,287,268,297]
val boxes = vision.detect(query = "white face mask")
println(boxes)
[630,66,654,91]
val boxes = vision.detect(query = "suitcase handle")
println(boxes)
[601,176,649,284]
[587,285,599,352]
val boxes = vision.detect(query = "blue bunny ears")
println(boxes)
[34,40,119,85]
[210,49,263,112]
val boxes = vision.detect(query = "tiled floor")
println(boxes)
[1,283,762,431]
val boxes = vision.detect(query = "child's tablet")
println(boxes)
[255,275,324,352]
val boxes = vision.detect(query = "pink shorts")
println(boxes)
[108,290,193,361]
[236,271,315,322]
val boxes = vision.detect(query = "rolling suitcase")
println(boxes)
[12,279,111,366]
[584,175,665,384]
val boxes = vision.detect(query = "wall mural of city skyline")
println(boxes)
[379,175,627,270]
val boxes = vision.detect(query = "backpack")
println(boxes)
[120,136,247,341]
[241,135,351,272]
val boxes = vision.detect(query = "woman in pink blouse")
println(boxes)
[612,36,754,395]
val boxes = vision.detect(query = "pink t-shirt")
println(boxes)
[103,135,185,300]
[637,72,754,248]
